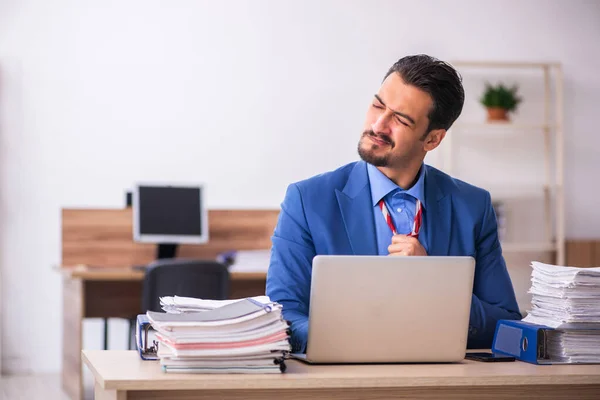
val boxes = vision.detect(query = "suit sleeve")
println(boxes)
[468,191,522,348]
[266,183,316,353]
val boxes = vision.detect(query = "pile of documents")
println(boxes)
[544,330,600,363]
[523,261,600,327]
[522,261,600,363]
[146,296,290,373]
[160,295,272,313]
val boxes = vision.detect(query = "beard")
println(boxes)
[357,130,395,167]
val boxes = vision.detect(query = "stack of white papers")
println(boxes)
[546,329,600,364]
[147,297,290,373]
[160,295,272,313]
[522,261,600,328]
[522,261,600,364]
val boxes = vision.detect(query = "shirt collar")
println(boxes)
[367,163,426,209]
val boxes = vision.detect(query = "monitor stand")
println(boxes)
[156,243,179,259]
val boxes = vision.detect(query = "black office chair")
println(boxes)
[127,258,230,348]
[142,258,230,311]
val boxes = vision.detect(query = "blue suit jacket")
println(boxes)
[266,161,522,352]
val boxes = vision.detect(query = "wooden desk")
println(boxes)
[83,350,600,400]
[62,267,267,400]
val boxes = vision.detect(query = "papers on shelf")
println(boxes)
[147,297,290,373]
[217,249,271,273]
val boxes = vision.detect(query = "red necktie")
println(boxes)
[378,198,422,238]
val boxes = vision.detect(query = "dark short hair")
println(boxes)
[384,55,464,132]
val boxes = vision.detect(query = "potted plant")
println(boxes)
[480,83,522,122]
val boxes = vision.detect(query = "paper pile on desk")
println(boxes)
[522,261,600,363]
[147,297,290,373]
[522,261,600,327]
[159,295,271,313]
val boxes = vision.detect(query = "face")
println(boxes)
[358,72,445,168]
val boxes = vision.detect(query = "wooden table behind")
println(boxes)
[62,208,279,267]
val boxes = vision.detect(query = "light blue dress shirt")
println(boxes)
[366,163,428,255]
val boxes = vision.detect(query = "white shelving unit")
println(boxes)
[442,61,564,265]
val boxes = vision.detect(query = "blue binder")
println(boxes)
[136,314,159,360]
[491,320,554,365]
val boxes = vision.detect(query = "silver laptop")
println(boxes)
[293,255,475,363]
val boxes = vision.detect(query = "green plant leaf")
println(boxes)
[479,82,522,112]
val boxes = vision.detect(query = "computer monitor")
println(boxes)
[133,183,208,259]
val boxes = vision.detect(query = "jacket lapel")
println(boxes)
[335,162,378,255]
[424,167,452,256]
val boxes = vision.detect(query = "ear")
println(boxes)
[423,129,446,151]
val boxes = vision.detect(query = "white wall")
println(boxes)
[0,0,599,373]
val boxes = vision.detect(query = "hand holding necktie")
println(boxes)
[388,234,427,256]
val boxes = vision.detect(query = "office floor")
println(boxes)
[0,374,92,400]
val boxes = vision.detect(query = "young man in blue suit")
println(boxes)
[266,54,521,353]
